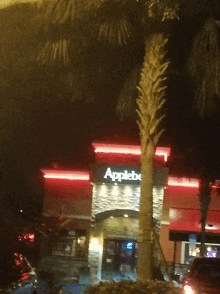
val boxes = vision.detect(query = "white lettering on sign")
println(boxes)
[103,167,141,182]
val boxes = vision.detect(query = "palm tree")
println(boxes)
[187,17,220,257]
[4,0,220,282]
[199,175,211,257]
[34,0,178,282]
[136,33,168,281]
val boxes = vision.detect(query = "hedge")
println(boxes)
[85,280,179,294]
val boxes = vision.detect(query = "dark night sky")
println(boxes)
[1,2,220,218]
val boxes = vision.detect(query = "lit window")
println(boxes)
[51,230,87,258]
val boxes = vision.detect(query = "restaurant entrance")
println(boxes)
[102,239,138,280]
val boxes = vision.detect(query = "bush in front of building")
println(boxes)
[84,280,178,294]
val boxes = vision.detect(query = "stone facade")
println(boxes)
[37,255,88,280]
[88,236,103,284]
[92,183,164,222]
[89,182,165,283]
[101,217,138,239]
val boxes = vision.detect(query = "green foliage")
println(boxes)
[85,280,178,294]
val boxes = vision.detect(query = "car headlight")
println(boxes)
[183,285,195,294]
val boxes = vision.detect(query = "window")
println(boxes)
[182,242,220,264]
[51,230,87,258]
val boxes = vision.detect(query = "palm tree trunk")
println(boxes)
[138,140,155,282]
[136,34,168,282]
[200,217,206,257]
[199,176,211,257]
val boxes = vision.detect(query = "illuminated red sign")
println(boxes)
[42,170,90,181]
[168,177,199,188]
[42,169,199,188]
[92,143,170,162]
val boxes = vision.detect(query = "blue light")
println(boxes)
[126,242,133,250]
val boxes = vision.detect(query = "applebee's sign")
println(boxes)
[91,164,168,186]
[104,167,141,182]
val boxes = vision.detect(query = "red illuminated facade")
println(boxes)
[40,142,220,280]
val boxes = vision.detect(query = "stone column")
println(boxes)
[88,235,103,285]
[153,187,164,234]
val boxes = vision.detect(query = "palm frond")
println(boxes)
[37,39,70,64]
[44,0,82,25]
[83,0,140,11]
[98,16,133,45]
[36,0,144,63]
[148,0,179,21]
[188,18,220,117]
[88,0,144,46]
[116,65,142,118]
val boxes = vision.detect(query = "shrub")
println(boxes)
[85,280,179,294]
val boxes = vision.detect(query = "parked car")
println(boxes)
[181,257,220,293]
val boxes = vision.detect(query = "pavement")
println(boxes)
[11,283,90,294]
[11,275,91,294]
[11,274,181,294]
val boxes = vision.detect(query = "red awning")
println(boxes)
[169,208,220,234]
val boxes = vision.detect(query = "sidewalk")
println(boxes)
[11,274,180,294]
[56,274,91,294]
[58,284,88,294]
[11,278,90,294]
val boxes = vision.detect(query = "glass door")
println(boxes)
[102,239,137,280]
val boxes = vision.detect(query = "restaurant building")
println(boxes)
[39,142,220,282]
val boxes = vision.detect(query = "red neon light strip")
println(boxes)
[168,177,199,188]
[92,143,170,162]
[43,170,199,187]
[155,149,170,162]
[42,170,90,181]
[93,144,141,155]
